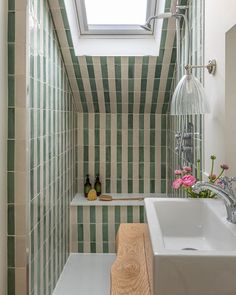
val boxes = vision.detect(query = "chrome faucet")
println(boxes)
[192,177,236,224]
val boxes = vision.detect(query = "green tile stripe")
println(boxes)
[162,35,177,114]
[139,115,144,193]
[139,56,149,113]
[116,114,122,193]
[150,114,155,193]
[7,1,16,294]
[128,57,135,113]
[128,114,133,193]
[105,114,111,192]
[101,57,111,113]
[76,205,145,253]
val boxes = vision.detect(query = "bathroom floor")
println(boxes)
[52,253,116,295]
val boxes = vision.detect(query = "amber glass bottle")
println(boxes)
[84,174,92,198]
[94,175,101,196]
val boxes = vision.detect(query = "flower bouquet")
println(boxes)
[172,155,229,198]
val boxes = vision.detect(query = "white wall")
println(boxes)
[0,0,7,293]
[225,25,236,177]
[204,0,236,175]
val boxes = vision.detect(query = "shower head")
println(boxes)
[140,12,178,31]
[140,23,152,31]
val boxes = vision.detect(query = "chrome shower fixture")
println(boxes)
[140,5,189,32]
[140,23,152,31]
[175,122,194,164]
[140,12,180,31]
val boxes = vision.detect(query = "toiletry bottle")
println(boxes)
[94,174,102,196]
[84,174,92,198]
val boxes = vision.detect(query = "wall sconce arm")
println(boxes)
[185,59,217,75]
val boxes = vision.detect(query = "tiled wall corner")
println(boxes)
[70,205,145,253]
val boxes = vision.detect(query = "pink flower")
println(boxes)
[172,178,183,189]
[174,170,182,175]
[182,175,196,187]
[183,166,192,172]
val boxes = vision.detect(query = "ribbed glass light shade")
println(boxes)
[170,73,210,115]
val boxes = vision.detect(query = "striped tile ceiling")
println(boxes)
[49,0,177,113]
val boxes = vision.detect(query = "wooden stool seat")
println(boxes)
[111,223,153,295]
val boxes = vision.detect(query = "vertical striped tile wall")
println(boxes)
[167,0,204,196]
[49,0,177,114]
[77,113,167,194]
[70,205,145,253]
[7,0,28,294]
[28,0,76,294]
[7,0,77,294]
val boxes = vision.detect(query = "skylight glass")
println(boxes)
[84,0,148,25]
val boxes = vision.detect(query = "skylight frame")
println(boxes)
[75,0,158,36]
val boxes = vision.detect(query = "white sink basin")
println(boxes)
[145,198,236,295]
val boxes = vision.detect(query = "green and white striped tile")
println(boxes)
[26,0,77,294]
[71,205,145,253]
[167,0,205,197]
[77,113,167,194]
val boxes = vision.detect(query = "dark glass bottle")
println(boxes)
[84,174,92,198]
[94,175,101,196]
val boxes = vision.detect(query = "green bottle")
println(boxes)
[94,175,102,196]
[84,174,92,198]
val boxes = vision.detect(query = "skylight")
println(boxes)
[75,0,158,35]
[85,0,147,25]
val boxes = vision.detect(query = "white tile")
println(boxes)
[15,75,27,108]
[14,108,27,140]
[15,204,26,235]
[15,237,27,267]
[14,172,27,204]
[48,0,60,9]
[14,43,26,76]
[15,140,27,172]
[95,223,102,245]
[15,0,27,11]
[15,11,26,44]
[15,267,27,295]
[50,9,65,29]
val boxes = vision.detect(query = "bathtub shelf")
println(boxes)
[71,193,161,207]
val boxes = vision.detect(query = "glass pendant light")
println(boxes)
[170,68,210,115]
